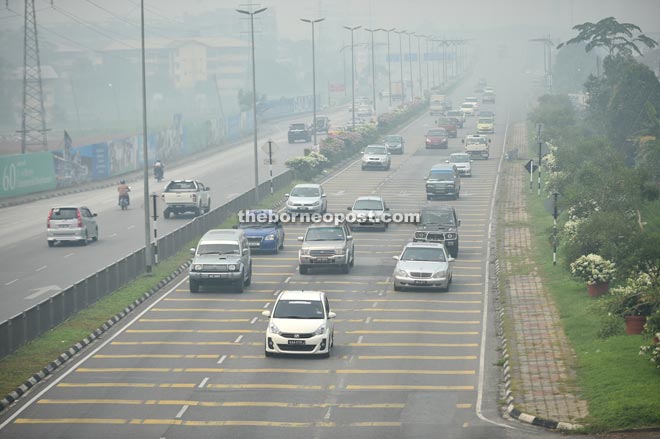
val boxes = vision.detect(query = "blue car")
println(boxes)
[237,210,285,253]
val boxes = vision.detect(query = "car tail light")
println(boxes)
[425,138,431,144]
[47,209,53,228]
[76,209,83,228]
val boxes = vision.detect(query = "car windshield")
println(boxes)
[421,211,455,225]
[466,98,478,103]
[447,111,461,117]
[478,118,492,124]
[290,187,320,197]
[384,135,402,143]
[165,181,196,191]
[50,208,78,220]
[290,123,306,129]
[365,146,387,154]
[238,222,274,229]
[467,138,486,145]
[305,226,345,241]
[196,243,240,255]
[437,119,453,125]
[427,129,446,136]
[400,247,447,262]
[461,103,474,109]
[353,200,384,210]
[450,154,470,163]
[273,300,325,319]
[429,170,454,179]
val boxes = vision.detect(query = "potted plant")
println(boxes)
[570,254,616,297]
[604,273,655,335]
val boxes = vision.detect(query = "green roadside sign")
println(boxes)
[0,152,57,199]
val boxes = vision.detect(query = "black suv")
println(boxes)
[413,205,460,257]
[288,123,312,143]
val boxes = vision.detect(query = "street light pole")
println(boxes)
[380,28,395,108]
[139,0,153,274]
[395,30,406,104]
[237,6,267,203]
[365,28,379,117]
[302,17,324,147]
[344,25,361,131]
[406,31,414,101]
[416,34,423,97]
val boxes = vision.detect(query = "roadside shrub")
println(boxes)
[285,152,328,180]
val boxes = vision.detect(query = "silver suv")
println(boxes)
[47,206,99,247]
[298,222,354,274]
[189,229,252,293]
[361,144,391,171]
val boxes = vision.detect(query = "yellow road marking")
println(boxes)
[56,383,196,388]
[337,308,480,314]
[457,403,473,408]
[37,399,404,409]
[346,385,474,391]
[347,342,478,347]
[337,299,481,304]
[15,418,127,425]
[207,384,328,390]
[252,273,293,276]
[125,329,261,334]
[372,319,479,324]
[139,318,249,323]
[93,354,217,359]
[357,356,477,360]
[336,369,475,375]
[151,308,265,312]
[74,367,474,375]
[111,341,261,346]
[345,330,479,335]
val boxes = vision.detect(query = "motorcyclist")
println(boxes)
[117,179,130,206]
[153,160,164,180]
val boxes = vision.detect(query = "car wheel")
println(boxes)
[340,263,350,274]
[236,278,245,293]
[193,207,201,217]
[427,195,432,201]
[92,227,99,242]
[206,200,211,213]
[189,280,199,293]
[265,349,273,357]
[47,241,54,247]
[299,265,309,275]
[80,231,88,246]
[393,284,402,291]
[164,209,170,219]
[244,266,252,286]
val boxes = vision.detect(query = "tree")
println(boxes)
[557,16,658,57]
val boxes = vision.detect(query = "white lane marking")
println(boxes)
[5,279,18,286]
[263,302,270,309]
[365,317,371,324]
[35,265,47,272]
[217,355,227,365]
[357,336,363,344]
[175,405,189,419]
[234,335,243,343]
[198,377,209,388]
[0,275,190,431]
[372,302,378,308]
[284,277,291,283]
[64,253,75,258]
[127,225,135,230]
[335,190,345,196]
[250,317,258,324]
[109,233,117,238]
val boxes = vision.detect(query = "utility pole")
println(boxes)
[416,34,423,97]
[344,25,361,131]
[365,28,379,116]
[19,0,48,153]
[395,30,406,103]
[380,28,395,108]
[140,0,153,274]
[301,17,324,147]
[537,123,542,196]
[406,31,414,101]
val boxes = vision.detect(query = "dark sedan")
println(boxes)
[383,134,405,154]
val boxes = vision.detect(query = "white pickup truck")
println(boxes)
[161,179,211,218]
[462,134,491,160]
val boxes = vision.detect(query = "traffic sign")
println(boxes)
[263,159,277,165]
[524,160,538,173]
[261,140,279,155]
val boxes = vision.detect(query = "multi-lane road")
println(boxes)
[0,105,360,322]
[0,62,590,438]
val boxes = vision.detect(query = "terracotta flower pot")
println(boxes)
[587,282,609,298]
[624,315,647,335]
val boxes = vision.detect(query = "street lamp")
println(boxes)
[423,36,431,92]
[379,28,395,108]
[416,34,424,97]
[394,30,406,104]
[365,28,379,116]
[237,6,267,203]
[530,36,554,93]
[301,17,324,147]
[107,83,120,123]
[344,25,361,131]
[406,31,414,101]
[139,0,153,273]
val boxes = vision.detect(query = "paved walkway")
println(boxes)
[500,122,589,424]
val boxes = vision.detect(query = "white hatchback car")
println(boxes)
[262,290,336,357]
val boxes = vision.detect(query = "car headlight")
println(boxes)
[264,234,276,241]
[432,270,447,279]
[300,248,310,256]
[311,201,320,206]
[446,183,455,187]
[395,269,408,277]
[425,138,431,143]
[193,264,203,271]
[313,324,327,336]
[269,323,282,335]
[445,233,456,239]
[335,248,346,255]
[228,264,238,271]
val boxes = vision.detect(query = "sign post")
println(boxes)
[261,139,278,196]
[151,193,159,265]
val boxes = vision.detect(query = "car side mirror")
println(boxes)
[321,193,327,198]
[461,140,465,144]
[328,311,336,319]
[444,159,449,163]
[347,206,352,211]
[298,236,304,241]
[392,255,400,260]
[285,193,290,198]
[242,248,249,255]
[190,248,196,254]
[489,139,492,143]
[385,207,390,211]
[346,235,352,240]
[206,187,211,190]
[93,213,98,217]
[448,257,455,262]
[261,310,271,317]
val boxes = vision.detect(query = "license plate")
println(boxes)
[288,339,306,345]
[249,242,260,247]
[414,280,427,285]
[314,258,330,263]
[58,225,70,228]
[209,274,224,278]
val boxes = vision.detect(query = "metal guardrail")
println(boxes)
[0,170,294,359]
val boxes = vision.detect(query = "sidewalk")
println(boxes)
[498,122,589,428]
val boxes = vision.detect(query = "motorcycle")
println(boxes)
[119,194,130,210]
[154,165,164,182]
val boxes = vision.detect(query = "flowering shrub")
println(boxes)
[284,152,328,180]
[639,344,660,369]
[603,273,656,317]
[570,254,616,285]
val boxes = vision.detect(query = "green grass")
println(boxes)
[524,183,660,431]
[0,184,298,400]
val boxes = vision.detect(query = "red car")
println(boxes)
[436,117,458,138]
[425,128,449,149]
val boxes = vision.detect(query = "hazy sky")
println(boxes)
[3,0,659,42]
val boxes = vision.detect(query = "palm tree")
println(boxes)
[557,17,657,57]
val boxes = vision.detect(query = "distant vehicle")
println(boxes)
[425,128,449,149]
[445,110,465,128]
[429,94,448,115]
[462,134,491,160]
[288,123,312,143]
[285,183,327,214]
[477,116,495,134]
[383,134,405,154]
[436,117,458,138]
[393,242,454,291]
[236,209,285,254]
[347,196,389,231]
[47,206,98,247]
[361,144,391,170]
[298,222,355,274]
[161,179,211,218]
[262,290,336,357]
[479,110,495,119]
[313,116,330,133]
[356,105,374,118]
[446,152,473,177]
[188,229,252,293]
[425,163,461,200]
[460,102,477,117]
[482,90,495,104]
